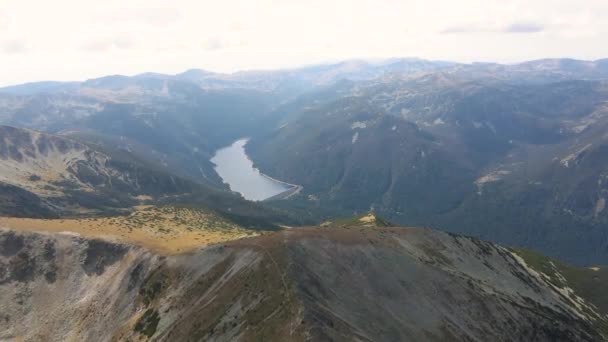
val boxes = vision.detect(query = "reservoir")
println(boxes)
[211,139,292,201]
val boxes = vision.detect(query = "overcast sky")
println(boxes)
[1,0,608,86]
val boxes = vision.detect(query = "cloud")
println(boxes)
[98,7,182,26]
[440,21,544,34]
[0,12,7,29]
[81,36,134,52]
[229,22,250,32]
[503,22,544,33]
[201,38,247,51]
[202,38,223,51]
[112,36,134,49]
[440,25,490,34]
[1,40,27,54]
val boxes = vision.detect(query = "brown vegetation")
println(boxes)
[0,205,263,254]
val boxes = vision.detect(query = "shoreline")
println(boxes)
[242,138,303,200]
[256,165,303,201]
[213,138,303,202]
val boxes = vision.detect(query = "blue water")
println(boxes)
[211,139,290,201]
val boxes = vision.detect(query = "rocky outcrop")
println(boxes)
[0,125,196,216]
[0,225,605,341]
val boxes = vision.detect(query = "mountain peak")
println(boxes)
[176,68,214,80]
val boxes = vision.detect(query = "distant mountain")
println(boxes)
[0,81,80,95]
[1,217,607,341]
[0,58,455,95]
[0,60,448,187]
[0,125,297,229]
[515,58,608,78]
[3,57,608,264]
[0,79,281,186]
[174,68,214,82]
[0,125,197,217]
[247,70,608,265]
[4,58,608,341]
[3,57,608,96]
[438,58,608,84]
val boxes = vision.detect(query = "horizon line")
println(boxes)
[1,56,607,88]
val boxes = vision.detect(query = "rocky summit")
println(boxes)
[1,218,607,341]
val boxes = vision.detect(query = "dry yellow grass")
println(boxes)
[0,206,261,255]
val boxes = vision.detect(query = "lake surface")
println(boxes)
[211,139,291,201]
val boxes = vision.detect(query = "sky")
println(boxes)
[1,0,608,86]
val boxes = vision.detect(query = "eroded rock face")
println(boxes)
[0,231,49,285]
[0,229,288,341]
[81,240,128,276]
[0,229,155,341]
[285,228,603,341]
[0,227,605,341]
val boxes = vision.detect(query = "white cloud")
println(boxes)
[201,37,247,51]
[96,7,183,26]
[504,22,544,33]
[81,36,134,52]
[441,21,544,34]
[202,38,223,51]
[1,39,27,54]
[0,0,608,85]
[0,11,7,29]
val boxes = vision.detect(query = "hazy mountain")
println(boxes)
[0,125,297,229]
[0,125,180,215]
[0,80,281,186]
[246,66,608,265]
[3,57,608,341]
[0,81,80,95]
[2,58,608,264]
[2,61,434,188]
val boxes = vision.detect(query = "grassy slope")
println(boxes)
[0,206,269,254]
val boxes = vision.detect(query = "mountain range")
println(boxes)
[2,57,608,340]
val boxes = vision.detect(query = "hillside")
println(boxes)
[0,125,300,231]
[5,0,608,338]
[3,58,608,266]
[0,206,263,255]
[0,125,198,217]
[247,73,608,265]
[1,217,607,341]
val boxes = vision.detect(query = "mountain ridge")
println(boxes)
[2,221,607,341]
[246,70,608,265]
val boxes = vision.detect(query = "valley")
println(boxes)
[2,57,608,341]
[5,0,608,339]
[2,59,608,266]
